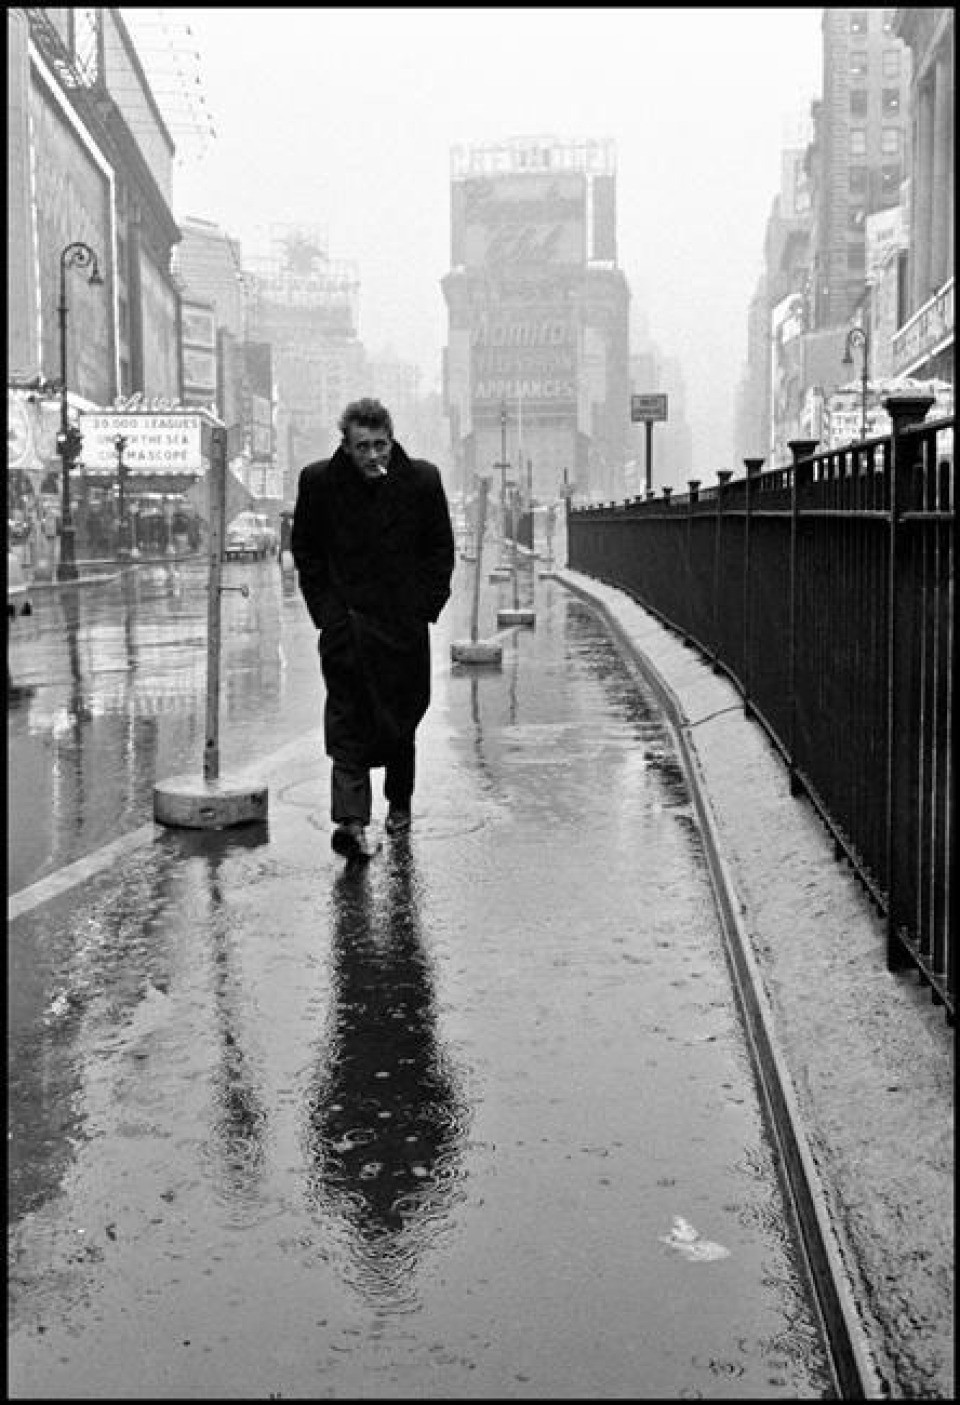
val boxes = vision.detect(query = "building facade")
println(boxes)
[243,225,365,504]
[173,216,281,510]
[7,7,184,561]
[808,8,911,331]
[734,127,816,466]
[735,5,955,468]
[892,7,954,382]
[441,136,630,506]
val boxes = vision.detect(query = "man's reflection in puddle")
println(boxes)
[303,845,467,1308]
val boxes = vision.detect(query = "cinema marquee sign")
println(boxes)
[77,410,204,473]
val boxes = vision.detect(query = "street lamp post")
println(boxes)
[57,241,104,581]
[114,434,128,558]
[841,324,870,441]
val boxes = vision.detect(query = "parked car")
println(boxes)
[252,513,278,556]
[224,511,276,560]
[7,550,33,619]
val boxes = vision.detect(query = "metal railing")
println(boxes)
[568,396,955,1018]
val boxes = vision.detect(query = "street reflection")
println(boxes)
[303,847,467,1309]
[194,829,271,1213]
[56,588,89,843]
[280,556,298,599]
[120,564,137,665]
[8,846,178,1227]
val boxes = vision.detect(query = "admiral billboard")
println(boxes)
[471,311,578,412]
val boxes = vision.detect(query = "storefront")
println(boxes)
[7,386,69,576]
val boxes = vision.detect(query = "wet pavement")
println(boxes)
[8,556,835,1398]
[7,558,320,894]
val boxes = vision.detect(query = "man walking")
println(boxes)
[292,398,455,861]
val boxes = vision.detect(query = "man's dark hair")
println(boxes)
[339,397,393,438]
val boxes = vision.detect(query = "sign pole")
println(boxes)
[497,482,535,628]
[451,474,503,667]
[153,417,269,828]
[204,425,226,782]
[630,393,669,498]
[470,476,488,643]
[499,400,508,566]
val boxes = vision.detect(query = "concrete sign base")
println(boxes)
[153,774,268,829]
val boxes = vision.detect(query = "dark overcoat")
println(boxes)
[291,442,455,767]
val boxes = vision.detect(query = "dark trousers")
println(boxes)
[331,735,416,826]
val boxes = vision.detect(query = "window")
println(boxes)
[849,207,866,233]
[881,163,901,200]
[850,50,869,77]
[881,127,900,155]
[882,48,900,79]
[850,129,867,157]
[850,89,869,118]
[848,245,865,271]
[882,10,896,34]
[849,165,868,195]
[896,248,909,326]
[882,88,901,115]
[850,11,868,33]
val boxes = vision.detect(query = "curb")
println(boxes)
[25,552,204,591]
[27,572,121,591]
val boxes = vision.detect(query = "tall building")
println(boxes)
[808,8,911,331]
[734,277,771,464]
[734,124,815,466]
[174,216,245,337]
[892,7,954,383]
[8,8,182,410]
[7,7,184,560]
[172,215,281,508]
[243,224,365,502]
[441,135,630,504]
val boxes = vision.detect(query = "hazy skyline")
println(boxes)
[132,7,824,476]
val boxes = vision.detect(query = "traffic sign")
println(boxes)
[631,393,668,423]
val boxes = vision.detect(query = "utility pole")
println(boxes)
[493,398,510,570]
[114,434,128,558]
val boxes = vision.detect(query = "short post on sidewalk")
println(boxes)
[153,420,268,827]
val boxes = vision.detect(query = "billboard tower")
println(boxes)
[442,136,630,504]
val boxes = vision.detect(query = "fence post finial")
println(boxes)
[883,393,935,437]
[788,439,819,465]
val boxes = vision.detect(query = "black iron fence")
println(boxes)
[568,394,955,1018]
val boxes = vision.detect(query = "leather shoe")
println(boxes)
[331,822,381,861]
[385,806,411,835]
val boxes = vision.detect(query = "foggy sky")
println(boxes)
[138,7,823,477]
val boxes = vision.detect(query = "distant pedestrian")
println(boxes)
[292,397,455,862]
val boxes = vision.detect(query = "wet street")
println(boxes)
[8,556,834,1398]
